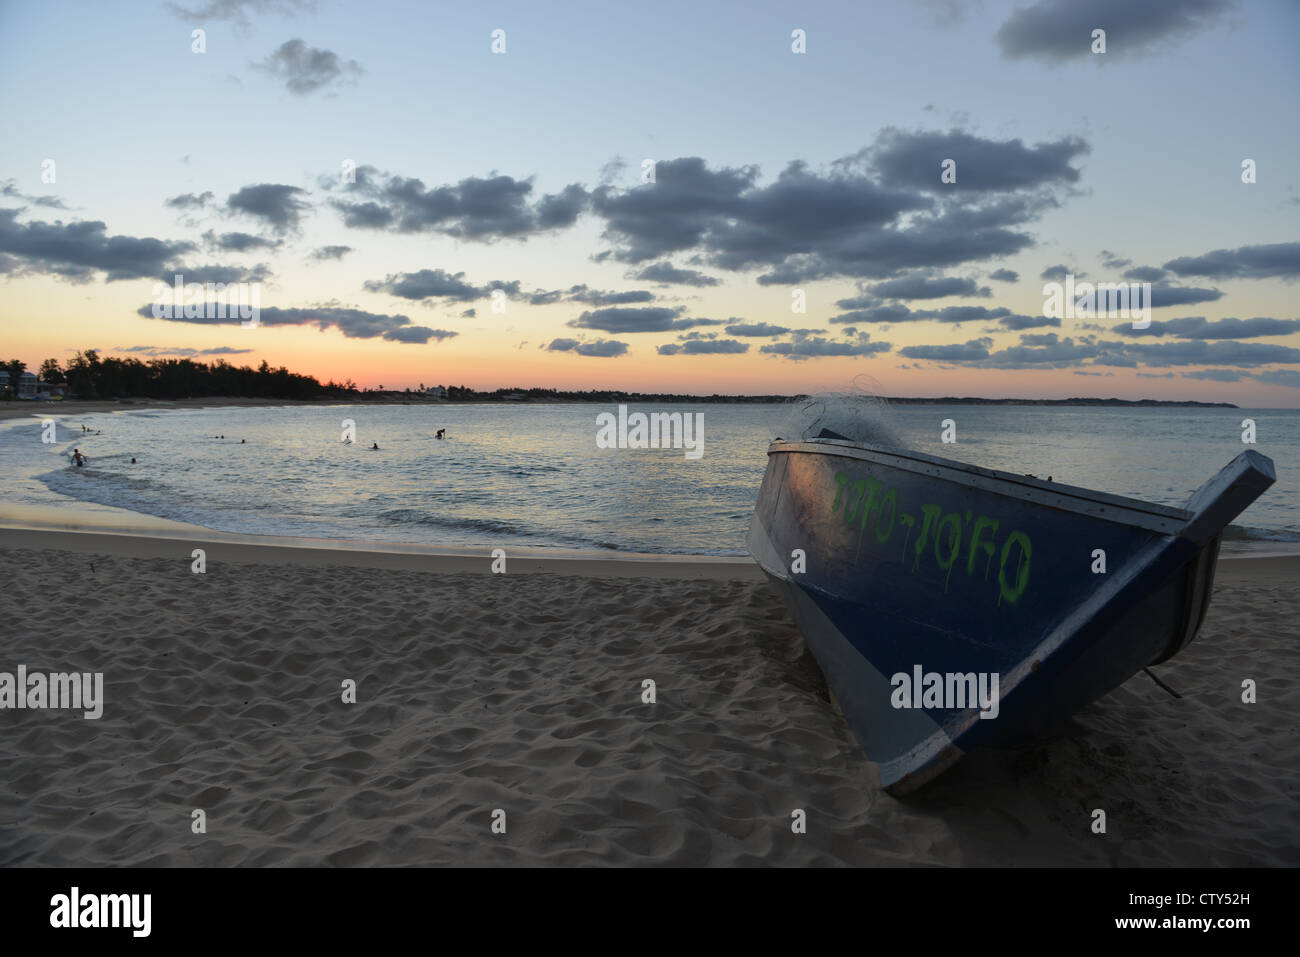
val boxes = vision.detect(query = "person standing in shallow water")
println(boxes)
[72,449,85,467]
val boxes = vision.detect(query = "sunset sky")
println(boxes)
[2,0,1299,404]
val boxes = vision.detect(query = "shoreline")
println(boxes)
[0,523,1295,581]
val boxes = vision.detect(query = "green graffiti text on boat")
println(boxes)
[830,470,1031,604]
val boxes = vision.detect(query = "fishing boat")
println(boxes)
[747,434,1275,794]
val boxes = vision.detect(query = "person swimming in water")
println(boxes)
[371,442,380,450]
[72,448,85,467]
[436,429,446,439]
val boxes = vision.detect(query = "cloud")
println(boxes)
[328,165,588,241]
[989,268,1018,282]
[168,262,272,284]
[1116,316,1300,339]
[528,284,654,307]
[995,0,1233,63]
[1148,280,1223,307]
[1113,340,1300,368]
[363,269,517,303]
[166,0,317,30]
[865,274,990,300]
[869,128,1088,192]
[633,261,721,286]
[139,301,454,343]
[546,337,628,357]
[998,313,1060,329]
[832,304,914,324]
[658,339,750,355]
[592,130,1086,282]
[1040,264,1074,280]
[253,39,362,95]
[1162,241,1300,280]
[116,345,255,357]
[226,183,310,232]
[1123,265,1167,282]
[898,337,993,361]
[0,208,195,282]
[724,321,790,337]
[911,304,1012,322]
[1,179,68,209]
[567,306,689,333]
[760,336,892,360]
[203,230,281,252]
[1182,368,1247,382]
[308,244,352,261]
[164,191,214,211]
[1255,369,1300,388]
[1099,250,1131,269]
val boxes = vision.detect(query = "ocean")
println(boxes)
[1,402,1296,555]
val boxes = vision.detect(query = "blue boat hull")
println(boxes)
[747,440,1274,793]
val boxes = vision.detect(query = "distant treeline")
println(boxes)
[9,351,343,400]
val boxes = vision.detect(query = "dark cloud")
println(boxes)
[658,339,749,355]
[138,301,453,344]
[998,313,1059,329]
[588,130,1086,282]
[164,191,213,211]
[546,337,628,357]
[308,245,352,261]
[253,39,362,95]
[989,268,1018,282]
[528,284,653,307]
[1255,369,1300,388]
[633,261,721,287]
[1162,241,1300,280]
[865,274,990,300]
[760,335,892,360]
[995,0,1232,62]
[898,338,993,361]
[1,179,67,209]
[167,0,317,29]
[117,345,255,357]
[168,262,272,284]
[1040,264,1074,281]
[725,321,790,337]
[1114,340,1300,368]
[535,184,589,230]
[1182,368,1247,382]
[328,166,588,241]
[0,208,195,282]
[982,336,1102,368]
[204,230,281,252]
[1116,316,1300,339]
[567,306,686,333]
[226,184,310,233]
[1099,250,1131,269]
[869,128,1088,192]
[1149,280,1223,307]
[363,269,517,303]
[832,304,913,324]
[911,304,1012,322]
[1123,265,1167,282]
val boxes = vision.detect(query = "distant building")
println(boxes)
[425,385,447,398]
[36,381,67,399]
[0,371,8,393]
[17,371,37,398]
[502,392,525,402]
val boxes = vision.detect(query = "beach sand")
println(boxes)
[1,527,1296,866]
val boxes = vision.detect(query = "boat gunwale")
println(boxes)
[766,437,1192,533]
